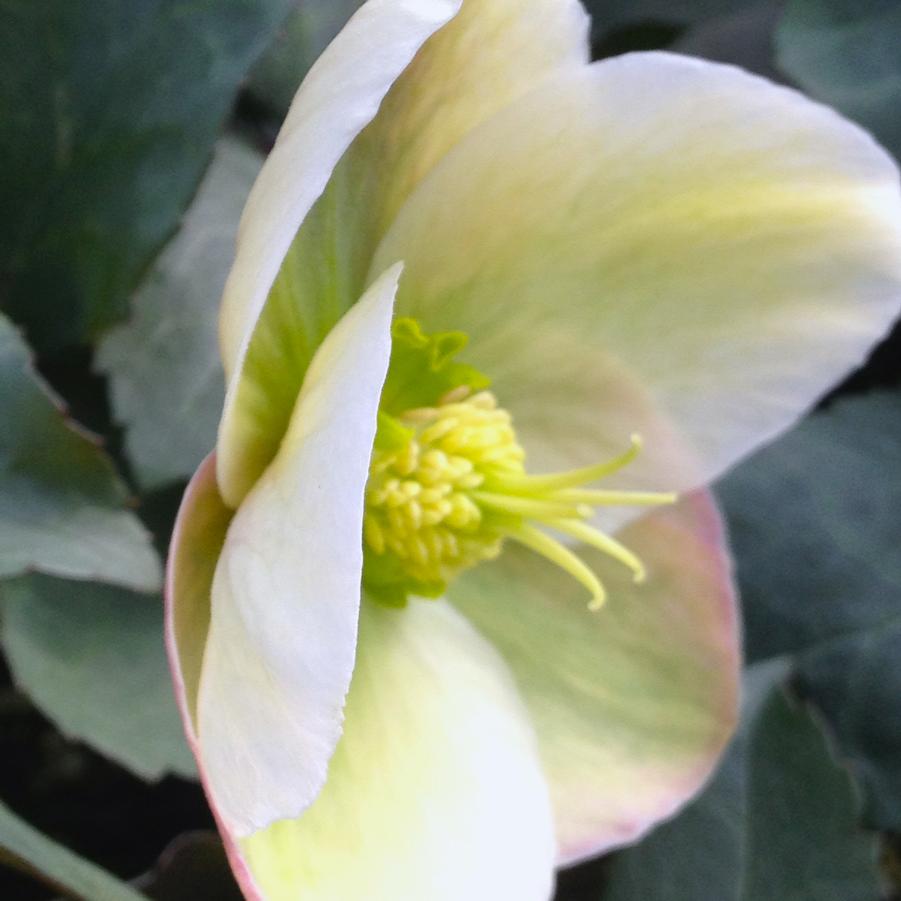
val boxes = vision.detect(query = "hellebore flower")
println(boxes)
[166,0,901,898]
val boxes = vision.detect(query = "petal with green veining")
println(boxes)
[240,598,556,901]
[374,51,901,490]
[166,453,233,733]
[216,0,591,507]
[449,491,739,863]
[198,268,398,837]
[215,0,461,506]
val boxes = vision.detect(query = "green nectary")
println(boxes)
[362,320,676,608]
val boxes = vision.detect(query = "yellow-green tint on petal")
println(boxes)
[215,0,463,507]
[165,453,232,733]
[350,0,590,240]
[218,0,462,377]
[375,52,901,496]
[312,0,591,327]
[240,599,556,901]
[450,491,739,862]
[216,0,593,507]
[197,269,399,837]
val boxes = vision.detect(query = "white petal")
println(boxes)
[197,267,399,837]
[216,0,591,507]
[373,52,901,489]
[219,0,459,378]
[215,0,461,506]
[165,453,262,896]
[451,491,739,863]
[239,599,557,901]
[350,0,590,239]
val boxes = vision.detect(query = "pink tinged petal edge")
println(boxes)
[164,454,264,901]
[451,485,740,868]
[560,489,741,865]
[195,267,400,837]
[167,482,739,892]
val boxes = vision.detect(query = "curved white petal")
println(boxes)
[216,0,461,506]
[374,52,901,489]
[165,455,263,897]
[351,0,589,239]
[450,491,739,863]
[198,268,399,837]
[166,454,231,733]
[239,599,556,901]
[218,0,459,379]
[216,0,591,507]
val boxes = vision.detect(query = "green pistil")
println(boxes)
[469,491,589,522]
[503,521,608,610]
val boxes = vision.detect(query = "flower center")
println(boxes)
[363,388,675,609]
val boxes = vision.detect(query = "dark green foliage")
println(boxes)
[0,0,294,350]
[719,391,901,831]
[602,663,882,901]
[778,0,901,161]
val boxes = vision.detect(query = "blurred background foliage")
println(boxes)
[0,0,899,898]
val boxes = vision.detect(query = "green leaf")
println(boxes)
[97,138,263,492]
[0,575,195,782]
[602,662,881,901]
[0,795,148,901]
[777,0,901,161]
[672,2,783,80]
[794,622,901,832]
[584,0,747,32]
[0,315,160,591]
[0,0,293,350]
[246,0,365,117]
[718,389,901,829]
[719,391,900,662]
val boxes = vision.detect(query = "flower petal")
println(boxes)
[216,0,461,505]
[218,0,459,379]
[197,267,399,837]
[373,52,901,488]
[349,0,589,241]
[165,454,262,897]
[216,0,591,507]
[239,599,556,901]
[166,453,232,737]
[449,491,739,863]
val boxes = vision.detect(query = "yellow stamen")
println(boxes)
[485,434,643,493]
[547,518,647,585]
[556,489,678,507]
[469,490,588,522]
[364,393,673,608]
[507,522,607,610]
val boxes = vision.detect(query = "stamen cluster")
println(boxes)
[364,390,675,608]
[364,392,521,586]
